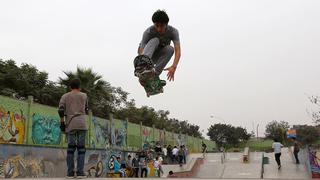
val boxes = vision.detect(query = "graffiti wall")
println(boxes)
[31,113,61,145]
[111,119,127,149]
[0,95,216,152]
[142,127,153,150]
[308,146,320,178]
[90,117,110,149]
[0,144,139,178]
[0,107,26,144]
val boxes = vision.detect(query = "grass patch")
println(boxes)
[226,139,273,152]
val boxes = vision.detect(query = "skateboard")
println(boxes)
[139,71,166,97]
[134,55,166,97]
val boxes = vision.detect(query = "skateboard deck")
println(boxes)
[139,72,166,97]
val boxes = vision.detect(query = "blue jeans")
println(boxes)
[67,130,87,176]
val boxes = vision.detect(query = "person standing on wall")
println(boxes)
[58,79,89,179]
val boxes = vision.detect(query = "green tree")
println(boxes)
[265,120,289,143]
[0,59,63,105]
[207,124,251,148]
[59,67,128,118]
[296,125,319,146]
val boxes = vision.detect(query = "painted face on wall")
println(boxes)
[32,114,61,145]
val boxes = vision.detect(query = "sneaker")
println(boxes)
[134,55,154,77]
[66,175,75,179]
[76,172,87,179]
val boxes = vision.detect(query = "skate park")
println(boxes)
[1,0,320,179]
[0,95,319,179]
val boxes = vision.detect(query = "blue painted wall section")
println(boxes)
[31,113,61,145]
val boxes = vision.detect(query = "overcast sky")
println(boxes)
[1,0,320,137]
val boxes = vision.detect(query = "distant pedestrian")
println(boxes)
[178,146,184,166]
[292,137,300,164]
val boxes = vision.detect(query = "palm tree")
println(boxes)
[59,67,127,118]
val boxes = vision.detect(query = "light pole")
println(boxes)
[256,124,259,139]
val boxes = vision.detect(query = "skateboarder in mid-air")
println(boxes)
[134,10,181,96]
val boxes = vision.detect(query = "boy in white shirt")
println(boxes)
[272,139,284,169]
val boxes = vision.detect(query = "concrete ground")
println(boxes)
[195,148,310,179]
[263,148,310,179]
[195,152,263,179]
[12,149,311,179]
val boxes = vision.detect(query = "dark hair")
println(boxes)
[128,155,132,158]
[169,171,174,175]
[152,10,169,24]
[70,79,81,89]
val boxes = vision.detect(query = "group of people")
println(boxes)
[157,144,189,165]
[112,144,189,178]
[113,151,150,178]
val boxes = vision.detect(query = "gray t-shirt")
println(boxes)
[139,25,180,48]
[59,91,88,133]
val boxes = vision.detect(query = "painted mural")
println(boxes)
[31,113,61,145]
[0,144,66,178]
[142,127,152,150]
[0,107,25,144]
[0,155,43,178]
[91,117,110,149]
[308,146,320,178]
[111,120,127,149]
[0,144,139,178]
